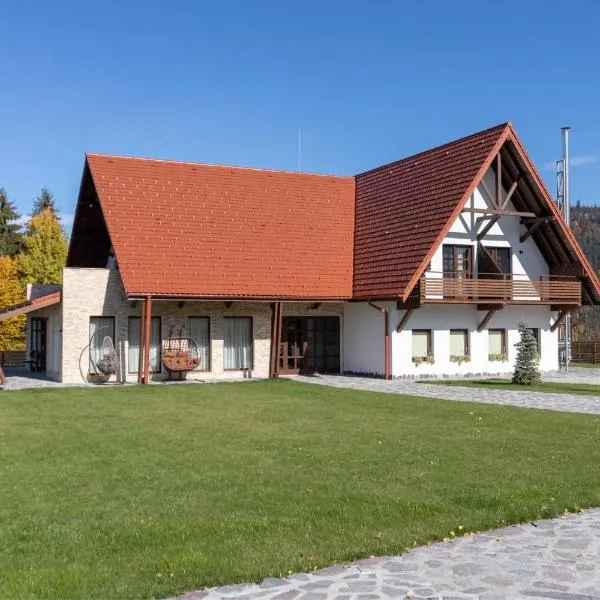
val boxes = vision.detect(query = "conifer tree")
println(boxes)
[0,188,24,257]
[16,209,68,284]
[512,321,541,385]
[32,187,58,218]
[0,256,25,350]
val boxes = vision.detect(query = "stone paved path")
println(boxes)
[177,509,600,600]
[292,370,600,416]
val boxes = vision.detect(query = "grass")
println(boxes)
[570,362,600,369]
[1,380,600,598]
[425,378,600,396]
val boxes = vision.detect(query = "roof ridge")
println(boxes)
[355,122,510,178]
[85,153,353,180]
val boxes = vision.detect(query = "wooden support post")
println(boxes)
[395,309,414,333]
[496,153,502,209]
[138,299,146,383]
[269,302,283,378]
[142,295,152,384]
[480,177,496,209]
[551,310,568,333]
[519,217,554,243]
[499,180,518,211]
[476,215,500,241]
[477,309,498,332]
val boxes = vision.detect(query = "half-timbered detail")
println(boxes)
[2,122,599,383]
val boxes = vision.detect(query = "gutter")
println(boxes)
[367,302,390,380]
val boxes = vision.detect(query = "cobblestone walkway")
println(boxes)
[292,371,600,416]
[177,509,600,600]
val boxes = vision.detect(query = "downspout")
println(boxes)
[367,302,390,380]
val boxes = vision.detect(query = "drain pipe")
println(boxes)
[367,302,390,380]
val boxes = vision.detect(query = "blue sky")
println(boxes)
[1,0,599,228]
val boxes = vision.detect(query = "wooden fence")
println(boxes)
[0,351,26,367]
[571,342,600,365]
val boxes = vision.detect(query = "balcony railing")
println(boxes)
[420,272,581,305]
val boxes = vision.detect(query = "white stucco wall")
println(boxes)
[25,303,62,381]
[427,168,549,282]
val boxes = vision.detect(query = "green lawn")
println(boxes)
[1,380,600,599]
[425,378,600,396]
[571,362,600,369]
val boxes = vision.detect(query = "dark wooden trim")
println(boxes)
[477,309,498,332]
[551,310,569,332]
[476,215,500,241]
[499,180,518,211]
[462,207,536,218]
[496,152,502,210]
[395,308,414,333]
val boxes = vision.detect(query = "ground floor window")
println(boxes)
[412,329,432,363]
[187,317,210,371]
[488,328,507,360]
[449,329,469,360]
[89,316,115,373]
[224,317,253,370]
[128,316,162,373]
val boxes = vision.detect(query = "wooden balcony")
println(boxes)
[419,272,581,306]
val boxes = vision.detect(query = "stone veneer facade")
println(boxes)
[57,268,344,384]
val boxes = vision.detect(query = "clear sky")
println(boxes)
[1,0,599,227]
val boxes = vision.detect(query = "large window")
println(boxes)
[479,246,511,279]
[450,329,469,358]
[187,317,210,371]
[128,316,162,373]
[224,317,253,370]
[412,329,432,360]
[443,245,472,278]
[488,329,507,359]
[89,317,115,373]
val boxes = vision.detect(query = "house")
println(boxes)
[2,122,599,383]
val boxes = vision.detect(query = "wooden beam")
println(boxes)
[551,310,569,333]
[462,207,536,218]
[477,308,499,332]
[138,299,146,384]
[479,176,496,209]
[496,153,502,210]
[477,215,500,241]
[142,295,152,384]
[396,308,414,333]
[499,180,518,211]
[519,219,544,243]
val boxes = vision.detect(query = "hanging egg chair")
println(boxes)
[95,336,117,375]
[162,326,201,380]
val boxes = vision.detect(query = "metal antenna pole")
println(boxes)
[561,126,571,372]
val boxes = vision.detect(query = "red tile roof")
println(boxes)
[0,291,61,322]
[353,123,509,299]
[86,156,355,299]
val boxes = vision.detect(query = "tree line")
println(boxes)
[0,188,68,350]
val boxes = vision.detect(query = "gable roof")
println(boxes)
[82,155,355,299]
[0,291,61,322]
[353,123,509,299]
[66,123,600,305]
[353,122,600,304]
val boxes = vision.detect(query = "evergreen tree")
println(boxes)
[16,209,68,285]
[512,321,541,385]
[0,188,24,257]
[32,187,58,218]
[0,256,25,350]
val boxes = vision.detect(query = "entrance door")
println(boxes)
[279,317,340,374]
[30,317,47,372]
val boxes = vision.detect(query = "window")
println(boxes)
[128,316,162,373]
[187,317,210,371]
[450,329,469,357]
[528,328,541,357]
[479,246,511,279]
[443,245,473,278]
[89,317,115,373]
[488,329,507,358]
[412,329,432,359]
[224,317,253,369]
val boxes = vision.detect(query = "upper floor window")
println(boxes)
[443,245,472,279]
[479,246,511,279]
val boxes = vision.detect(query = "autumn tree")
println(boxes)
[0,188,24,257]
[16,209,68,285]
[0,256,25,350]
